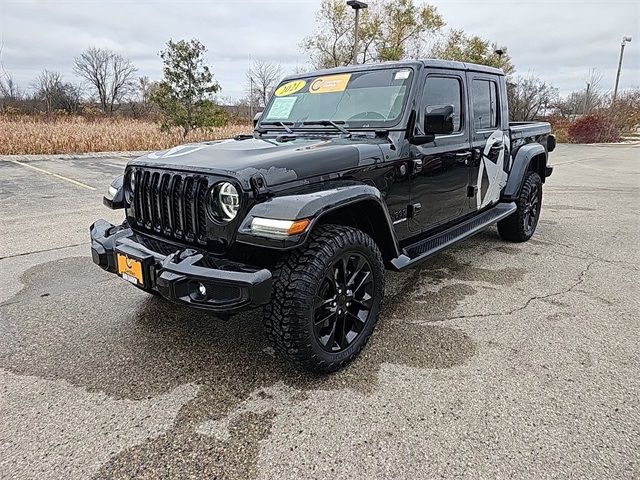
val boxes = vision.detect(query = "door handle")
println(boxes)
[411,158,423,176]
[455,152,471,165]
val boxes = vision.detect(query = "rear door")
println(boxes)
[467,74,509,211]
[409,70,472,232]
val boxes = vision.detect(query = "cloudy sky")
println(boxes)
[1,0,638,100]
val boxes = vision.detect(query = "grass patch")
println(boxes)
[0,115,251,155]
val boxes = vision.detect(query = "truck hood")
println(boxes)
[129,136,387,189]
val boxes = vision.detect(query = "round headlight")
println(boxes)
[211,182,239,221]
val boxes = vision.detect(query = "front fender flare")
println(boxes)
[503,143,546,200]
[236,184,400,255]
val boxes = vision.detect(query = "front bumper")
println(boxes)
[90,219,272,313]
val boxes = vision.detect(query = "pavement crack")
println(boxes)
[541,239,638,272]
[441,260,598,322]
[0,242,88,261]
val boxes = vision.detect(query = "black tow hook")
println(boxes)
[176,249,199,262]
[165,248,202,266]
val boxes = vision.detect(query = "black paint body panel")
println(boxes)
[107,59,552,263]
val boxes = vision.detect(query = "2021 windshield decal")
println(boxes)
[274,80,306,97]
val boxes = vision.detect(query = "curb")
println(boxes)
[557,141,640,147]
[0,151,149,162]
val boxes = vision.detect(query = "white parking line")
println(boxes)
[10,160,96,191]
[104,162,127,169]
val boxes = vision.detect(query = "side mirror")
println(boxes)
[424,104,455,135]
[253,111,263,127]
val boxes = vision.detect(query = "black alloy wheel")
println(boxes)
[313,252,374,353]
[497,170,543,242]
[263,224,385,372]
[523,182,541,237]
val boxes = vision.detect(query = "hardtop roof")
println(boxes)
[281,59,504,82]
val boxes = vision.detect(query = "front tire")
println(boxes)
[263,225,385,372]
[498,171,543,242]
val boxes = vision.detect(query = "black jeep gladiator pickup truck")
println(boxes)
[91,59,554,372]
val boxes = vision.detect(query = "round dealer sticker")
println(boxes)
[274,80,306,97]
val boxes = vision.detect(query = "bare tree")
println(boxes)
[507,73,558,121]
[556,68,607,118]
[612,88,640,133]
[291,65,310,76]
[33,69,82,114]
[0,71,22,101]
[33,70,62,113]
[0,44,21,111]
[222,95,252,122]
[73,47,137,114]
[582,68,605,114]
[0,69,23,112]
[246,60,282,108]
[129,76,156,118]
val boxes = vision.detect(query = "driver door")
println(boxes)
[409,72,472,233]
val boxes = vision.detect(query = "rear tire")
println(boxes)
[263,225,385,372]
[498,171,543,242]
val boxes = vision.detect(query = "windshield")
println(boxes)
[261,67,414,129]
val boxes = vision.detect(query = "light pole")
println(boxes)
[347,1,368,65]
[584,82,591,114]
[494,46,507,57]
[613,36,632,104]
[249,76,254,121]
[494,46,507,71]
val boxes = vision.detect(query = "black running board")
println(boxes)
[390,202,517,271]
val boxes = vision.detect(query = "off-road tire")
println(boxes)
[498,171,543,242]
[263,225,385,372]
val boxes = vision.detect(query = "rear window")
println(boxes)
[472,79,498,130]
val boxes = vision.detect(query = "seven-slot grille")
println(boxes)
[131,169,209,245]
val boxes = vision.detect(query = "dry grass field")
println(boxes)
[0,115,252,155]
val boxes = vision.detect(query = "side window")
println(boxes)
[471,79,498,130]
[422,76,463,133]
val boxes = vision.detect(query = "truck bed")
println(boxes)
[509,121,552,140]
[509,121,554,157]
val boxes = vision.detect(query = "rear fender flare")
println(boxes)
[504,144,546,199]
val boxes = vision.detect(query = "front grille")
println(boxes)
[131,169,209,245]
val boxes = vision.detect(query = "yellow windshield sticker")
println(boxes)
[274,80,306,97]
[309,74,352,94]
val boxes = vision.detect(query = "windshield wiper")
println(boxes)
[301,120,351,136]
[258,121,293,133]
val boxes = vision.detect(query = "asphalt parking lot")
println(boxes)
[0,144,638,479]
